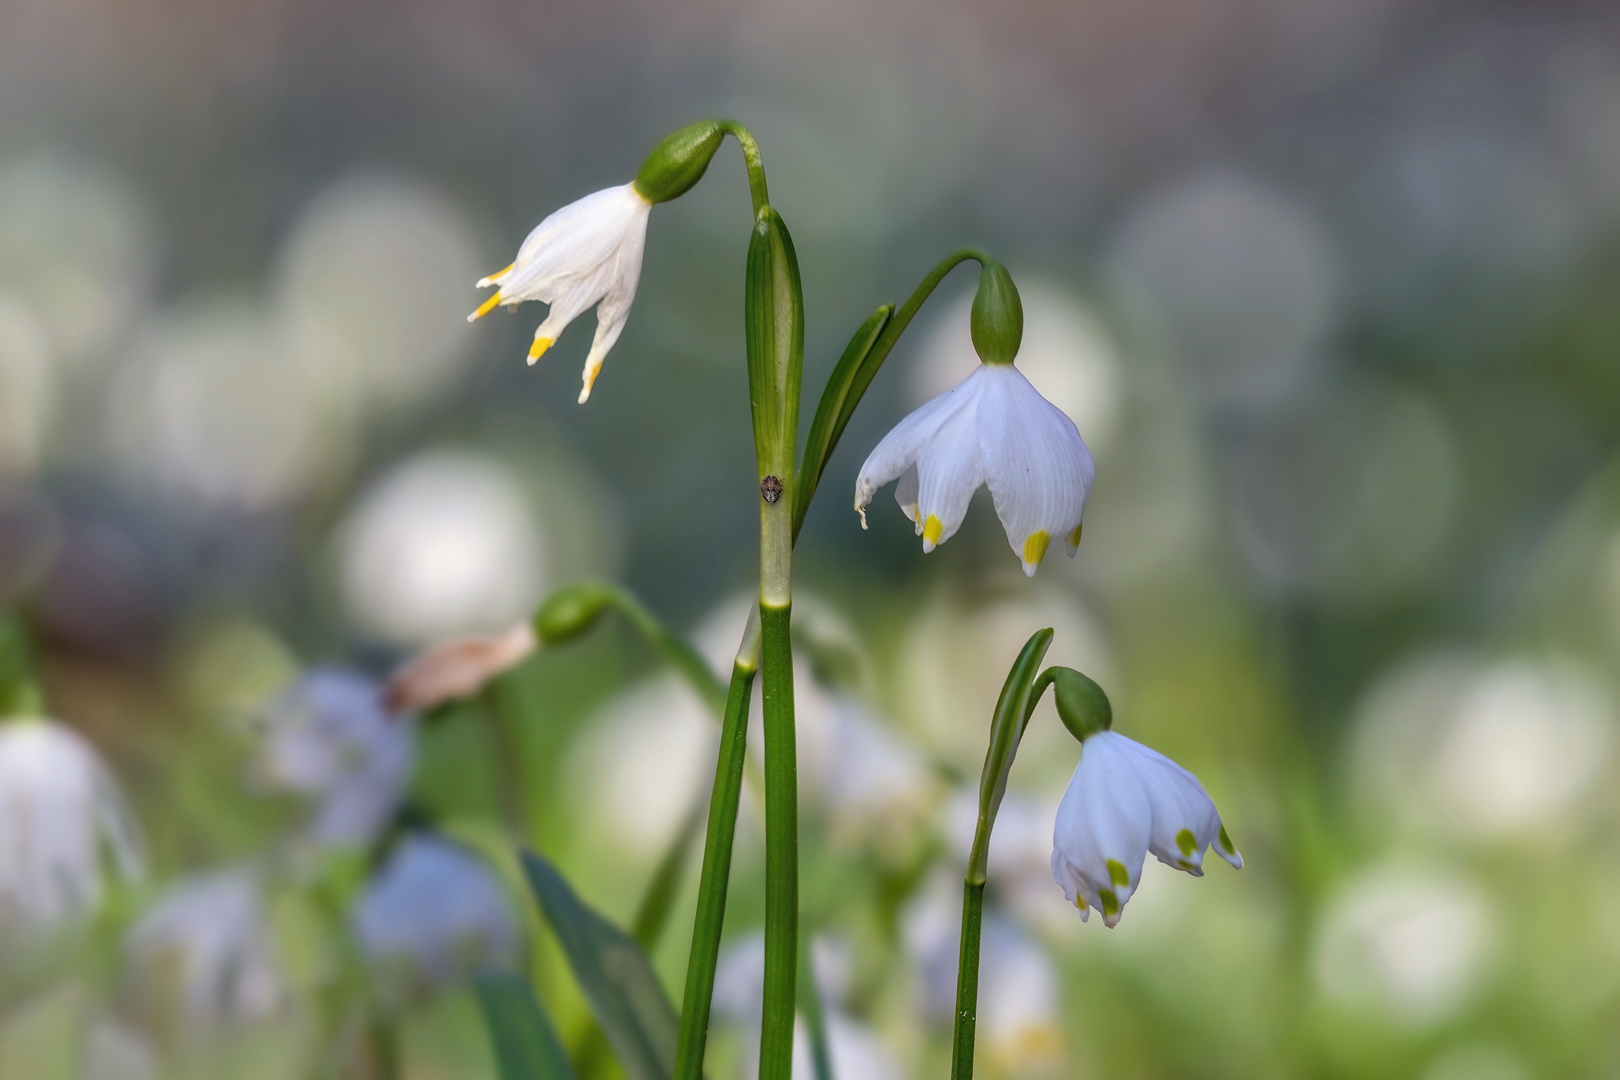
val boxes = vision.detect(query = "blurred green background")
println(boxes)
[3,0,1620,1077]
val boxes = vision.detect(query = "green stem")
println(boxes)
[757,601,797,1080]
[952,631,1055,1080]
[606,587,728,714]
[718,121,770,216]
[673,625,760,1080]
[950,880,984,1080]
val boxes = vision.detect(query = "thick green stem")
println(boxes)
[950,880,985,1080]
[757,600,797,1080]
[952,631,1055,1080]
[672,624,760,1080]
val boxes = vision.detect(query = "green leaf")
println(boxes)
[794,304,892,538]
[521,851,679,1080]
[968,627,1055,884]
[475,972,578,1080]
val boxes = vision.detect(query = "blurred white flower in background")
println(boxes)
[1108,168,1339,411]
[1350,652,1614,843]
[942,790,1074,938]
[811,693,940,848]
[0,299,53,481]
[908,277,1124,457]
[274,174,484,414]
[1313,862,1496,1024]
[714,930,901,1080]
[569,673,714,858]
[123,867,284,1029]
[902,872,1065,1075]
[351,833,519,1002]
[0,718,143,931]
[337,450,547,648]
[109,299,355,515]
[251,670,414,849]
[0,155,155,369]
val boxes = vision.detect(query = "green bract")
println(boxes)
[970,260,1024,365]
[634,120,726,205]
[1051,666,1113,741]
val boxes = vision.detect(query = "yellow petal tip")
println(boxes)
[1022,530,1051,573]
[527,336,554,363]
[921,514,944,547]
[467,291,503,322]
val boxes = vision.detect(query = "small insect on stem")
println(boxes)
[760,475,784,505]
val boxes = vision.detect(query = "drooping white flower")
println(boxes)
[854,362,1095,576]
[1050,731,1240,927]
[351,833,519,1001]
[124,866,285,1028]
[0,718,143,930]
[467,183,652,403]
[251,670,414,848]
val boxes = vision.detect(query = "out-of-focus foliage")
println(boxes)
[3,0,1620,1077]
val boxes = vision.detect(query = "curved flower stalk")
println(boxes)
[854,361,1095,577]
[123,866,286,1030]
[0,717,144,931]
[251,669,415,849]
[351,832,521,1006]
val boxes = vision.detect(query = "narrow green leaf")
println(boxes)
[968,628,1055,883]
[793,304,892,537]
[521,851,679,1080]
[476,972,578,1080]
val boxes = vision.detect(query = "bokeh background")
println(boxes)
[3,0,1620,1076]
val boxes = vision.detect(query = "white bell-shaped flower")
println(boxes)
[468,182,652,403]
[251,669,414,849]
[854,362,1094,576]
[1050,731,1240,927]
[0,718,144,930]
[124,866,285,1027]
[351,833,519,1001]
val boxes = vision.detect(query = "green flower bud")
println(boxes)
[1051,667,1112,742]
[969,260,1023,365]
[634,121,726,205]
[533,582,618,646]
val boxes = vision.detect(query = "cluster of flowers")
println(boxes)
[463,164,1242,927]
[0,670,517,1066]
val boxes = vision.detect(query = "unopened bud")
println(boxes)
[533,582,619,645]
[1050,667,1112,742]
[970,260,1024,365]
[634,121,726,205]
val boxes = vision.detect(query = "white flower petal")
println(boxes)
[976,365,1095,575]
[1052,732,1151,927]
[853,370,981,524]
[893,465,920,530]
[472,182,651,391]
[915,405,984,552]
